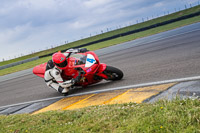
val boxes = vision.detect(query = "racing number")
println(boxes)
[87,58,95,63]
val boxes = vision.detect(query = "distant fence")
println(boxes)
[1,10,200,70]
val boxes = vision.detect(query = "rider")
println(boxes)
[44,48,88,95]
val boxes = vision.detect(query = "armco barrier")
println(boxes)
[0,57,39,70]
[1,10,200,70]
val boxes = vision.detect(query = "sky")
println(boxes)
[0,0,199,61]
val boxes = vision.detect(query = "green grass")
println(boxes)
[0,56,51,75]
[0,98,199,133]
[0,5,200,67]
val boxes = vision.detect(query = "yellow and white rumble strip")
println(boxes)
[32,83,176,114]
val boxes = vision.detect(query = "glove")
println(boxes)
[71,74,81,84]
[60,80,72,88]
[79,48,88,53]
[71,79,76,85]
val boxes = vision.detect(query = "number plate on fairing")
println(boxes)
[85,54,96,67]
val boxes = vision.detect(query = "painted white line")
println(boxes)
[1,75,200,109]
[0,96,64,110]
[71,75,200,96]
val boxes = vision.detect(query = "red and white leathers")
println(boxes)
[44,49,82,94]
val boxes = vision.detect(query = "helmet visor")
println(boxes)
[55,60,68,68]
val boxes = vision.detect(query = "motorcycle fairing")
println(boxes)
[32,62,47,78]
[33,51,108,87]
[85,54,96,67]
[95,63,108,79]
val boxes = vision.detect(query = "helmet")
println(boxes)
[52,52,68,70]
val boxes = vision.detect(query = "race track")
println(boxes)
[0,22,200,107]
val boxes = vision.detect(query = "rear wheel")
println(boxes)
[103,66,123,80]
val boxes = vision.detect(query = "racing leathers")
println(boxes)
[44,48,87,94]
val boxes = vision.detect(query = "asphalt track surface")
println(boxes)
[0,22,200,107]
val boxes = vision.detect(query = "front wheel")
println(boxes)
[103,66,123,81]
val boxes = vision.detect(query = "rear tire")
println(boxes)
[103,66,123,80]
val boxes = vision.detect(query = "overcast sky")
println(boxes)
[0,0,199,61]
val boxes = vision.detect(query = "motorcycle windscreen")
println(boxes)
[71,54,87,66]
[70,53,96,67]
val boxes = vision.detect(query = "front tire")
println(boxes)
[103,66,123,80]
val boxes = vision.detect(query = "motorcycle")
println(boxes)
[33,51,123,88]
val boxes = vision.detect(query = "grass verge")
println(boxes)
[0,98,199,133]
[0,5,200,67]
[0,15,199,76]
[0,56,51,75]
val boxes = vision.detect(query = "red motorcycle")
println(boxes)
[33,51,123,87]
